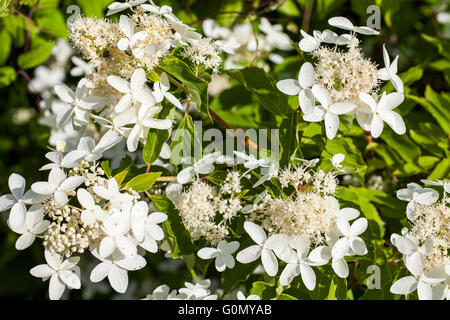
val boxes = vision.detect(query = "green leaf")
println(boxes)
[151,195,195,258]
[229,67,291,116]
[322,137,367,181]
[17,40,55,69]
[124,172,162,192]
[101,160,112,178]
[170,114,195,165]
[381,128,422,165]
[159,56,209,115]
[77,0,114,17]
[427,158,450,180]
[112,155,134,185]
[34,8,67,38]
[0,66,16,88]
[143,129,170,165]
[0,30,12,65]
[250,281,277,300]
[280,111,299,168]
[327,276,347,300]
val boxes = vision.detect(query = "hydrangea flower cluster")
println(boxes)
[390,181,449,300]
[1,161,167,299]
[277,17,406,139]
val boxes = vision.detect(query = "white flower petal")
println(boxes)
[276,79,301,96]
[244,221,267,245]
[349,218,368,237]
[108,266,129,293]
[90,261,112,282]
[261,248,278,276]
[300,263,316,291]
[390,276,418,295]
[298,62,315,89]
[197,248,218,260]
[332,258,349,278]
[9,173,26,199]
[16,232,35,250]
[115,255,147,271]
[49,274,66,300]
[30,264,55,278]
[236,245,262,264]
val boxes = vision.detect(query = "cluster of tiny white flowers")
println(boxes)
[42,197,92,257]
[313,42,379,102]
[250,164,340,244]
[177,173,242,245]
[277,16,406,140]
[182,38,222,73]
[410,191,449,270]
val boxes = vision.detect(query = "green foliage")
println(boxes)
[124,172,162,192]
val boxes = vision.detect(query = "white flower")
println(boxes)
[126,104,172,152]
[233,151,271,171]
[202,19,232,39]
[236,291,260,300]
[137,211,167,253]
[392,235,434,277]
[107,68,156,113]
[396,183,439,221]
[31,168,84,206]
[145,284,179,300]
[378,44,403,93]
[420,179,450,194]
[54,78,106,127]
[258,18,292,50]
[390,261,447,300]
[306,208,362,278]
[176,152,220,184]
[298,29,357,52]
[117,15,136,51]
[93,178,133,207]
[304,85,356,139]
[357,92,406,138]
[328,16,380,35]
[197,240,240,272]
[331,153,345,170]
[153,72,183,110]
[90,247,147,293]
[279,237,320,290]
[236,221,290,277]
[128,201,149,242]
[178,279,217,300]
[39,151,72,171]
[253,160,279,187]
[70,56,95,77]
[0,173,44,230]
[77,189,107,227]
[13,205,50,250]
[99,212,136,258]
[331,217,368,260]
[106,0,147,16]
[298,29,336,52]
[63,131,122,165]
[276,62,315,114]
[29,66,65,94]
[30,250,81,300]
[215,39,241,54]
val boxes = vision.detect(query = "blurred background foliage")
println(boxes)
[0,0,449,299]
